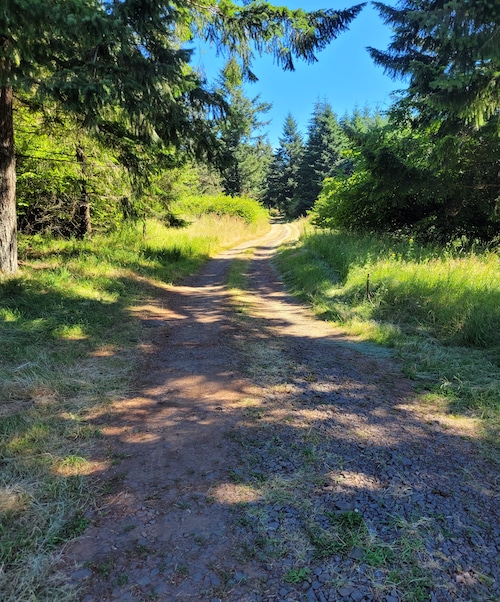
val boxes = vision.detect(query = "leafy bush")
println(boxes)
[173,194,268,224]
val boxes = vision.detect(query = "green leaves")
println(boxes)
[370,0,500,129]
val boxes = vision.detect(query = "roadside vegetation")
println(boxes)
[0,199,268,601]
[276,228,500,440]
[225,234,498,602]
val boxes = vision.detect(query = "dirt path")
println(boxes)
[62,223,499,602]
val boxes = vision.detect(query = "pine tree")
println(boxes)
[0,0,365,273]
[263,113,304,214]
[292,102,350,217]
[216,63,272,197]
[369,0,500,128]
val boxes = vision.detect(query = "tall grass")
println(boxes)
[0,203,269,601]
[276,229,500,425]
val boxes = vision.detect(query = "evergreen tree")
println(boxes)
[312,111,500,243]
[216,64,272,198]
[0,0,365,273]
[263,113,304,215]
[369,0,500,128]
[292,101,350,217]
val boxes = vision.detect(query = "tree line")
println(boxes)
[262,0,500,244]
[0,0,363,273]
[2,0,499,275]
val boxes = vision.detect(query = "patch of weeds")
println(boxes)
[328,510,365,530]
[49,513,90,546]
[249,470,267,483]
[283,566,311,583]
[301,447,317,463]
[227,257,251,291]
[115,573,129,586]
[477,573,494,587]
[307,511,367,559]
[123,524,137,533]
[229,469,246,484]
[91,560,114,579]
[236,540,257,561]
[110,451,130,465]
[387,565,433,602]
[234,514,252,528]
[363,543,395,567]
[134,543,153,560]
[193,534,208,546]
[67,423,102,441]
[244,406,265,420]
[174,564,189,577]
[302,430,323,445]
[306,525,344,559]
[253,533,286,560]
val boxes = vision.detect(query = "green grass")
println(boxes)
[275,228,500,428]
[0,201,269,601]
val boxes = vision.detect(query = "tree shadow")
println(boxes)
[53,248,499,602]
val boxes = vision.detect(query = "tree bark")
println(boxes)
[76,145,92,239]
[0,85,17,273]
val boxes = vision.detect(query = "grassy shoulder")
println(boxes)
[0,202,269,601]
[275,227,500,439]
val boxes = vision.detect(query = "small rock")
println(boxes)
[70,568,92,581]
[210,573,221,587]
[348,547,364,560]
[338,586,354,598]
[335,501,353,511]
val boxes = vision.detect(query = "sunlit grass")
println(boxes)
[276,229,500,425]
[0,203,269,601]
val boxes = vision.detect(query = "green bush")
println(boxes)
[173,194,268,224]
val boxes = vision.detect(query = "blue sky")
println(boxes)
[193,1,405,148]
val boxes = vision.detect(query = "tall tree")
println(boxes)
[216,62,272,197]
[292,101,350,217]
[263,113,304,214]
[369,0,500,128]
[0,0,365,273]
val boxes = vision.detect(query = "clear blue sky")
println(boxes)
[193,1,404,148]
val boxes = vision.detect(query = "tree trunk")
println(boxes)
[76,145,91,239]
[0,85,17,274]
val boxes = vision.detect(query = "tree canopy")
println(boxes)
[0,0,365,273]
[369,0,500,129]
[310,1,500,243]
[292,101,350,217]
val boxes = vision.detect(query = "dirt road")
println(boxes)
[62,222,499,602]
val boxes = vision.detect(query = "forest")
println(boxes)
[1,0,498,266]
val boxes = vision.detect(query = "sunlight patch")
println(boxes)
[0,486,30,514]
[210,483,262,504]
